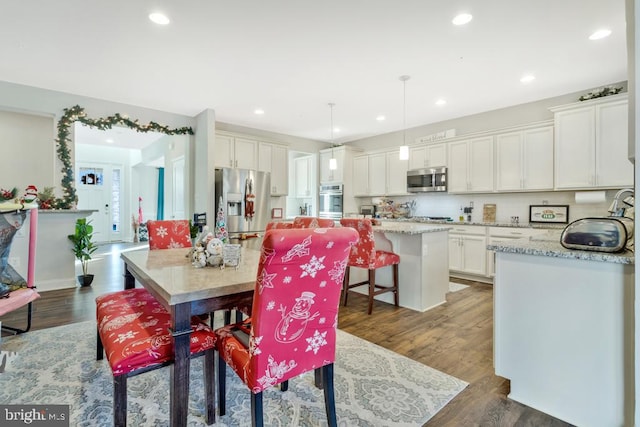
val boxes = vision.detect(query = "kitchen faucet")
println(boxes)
[608,188,634,217]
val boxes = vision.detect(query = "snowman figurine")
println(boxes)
[22,185,38,205]
[191,243,207,268]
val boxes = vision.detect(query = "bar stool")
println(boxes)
[339,218,400,315]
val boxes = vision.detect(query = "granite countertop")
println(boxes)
[487,233,634,265]
[391,217,565,230]
[373,221,451,235]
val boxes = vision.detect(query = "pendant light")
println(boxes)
[328,103,337,170]
[399,75,410,160]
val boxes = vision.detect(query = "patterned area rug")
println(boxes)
[0,321,467,426]
[449,282,470,293]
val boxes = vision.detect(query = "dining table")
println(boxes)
[120,246,260,426]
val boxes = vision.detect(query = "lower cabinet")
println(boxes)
[448,226,487,276]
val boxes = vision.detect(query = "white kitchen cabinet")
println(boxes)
[386,150,409,195]
[319,148,345,184]
[496,126,554,191]
[408,143,447,170]
[448,225,487,276]
[215,134,258,170]
[448,137,494,193]
[486,227,550,276]
[294,156,313,198]
[551,94,632,189]
[368,153,386,195]
[258,142,288,195]
[352,156,369,196]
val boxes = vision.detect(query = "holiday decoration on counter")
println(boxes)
[215,196,229,243]
[55,105,194,209]
[37,187,56,210]
[0,185,39,211]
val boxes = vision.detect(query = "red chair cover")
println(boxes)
[146,219,192,250]
[339,218,400,268]
[292,217,335,229]
[216,227,358,393]
[266,221,293,230]
[96,288,216,375]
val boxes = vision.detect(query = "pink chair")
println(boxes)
[292,216,335,228]
[215,227,358,426]
[339,218,400,315]
[146,219,192,249]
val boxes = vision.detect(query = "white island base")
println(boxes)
[347,223,450,312]
[494,251,634,427]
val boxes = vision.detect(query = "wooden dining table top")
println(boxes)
[120,246,260,306]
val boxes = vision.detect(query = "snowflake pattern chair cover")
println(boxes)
[265,221,293,230]
[146,219,192,249]
[291,216,336,228]
[215,227,358,426]
[339,218,400,314]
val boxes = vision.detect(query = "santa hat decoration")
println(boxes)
[23,185,38,204]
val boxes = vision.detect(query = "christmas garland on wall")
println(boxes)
[54,105,194,209]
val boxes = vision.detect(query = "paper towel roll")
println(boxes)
[575,191,606,204]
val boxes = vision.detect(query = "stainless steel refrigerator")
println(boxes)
[214,168,271,235]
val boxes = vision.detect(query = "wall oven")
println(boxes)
[407,167,447,193]
[318,184,343,219]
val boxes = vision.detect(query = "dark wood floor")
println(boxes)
[1,242,572,426]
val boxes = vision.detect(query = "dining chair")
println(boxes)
[215,227,358,427]
[339,218,400,315]
[146,219,192,249]
[291,216,335,228]
[96,288,217,426]
[265,221,293,230]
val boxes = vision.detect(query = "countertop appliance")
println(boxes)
[407,167,447,193]
[214,168,271,235]
[360,204,376,217]
[319,184,343,220]
[560,217,634,253]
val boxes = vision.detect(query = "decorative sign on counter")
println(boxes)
[483,204,496,223]
[529,205,569,224]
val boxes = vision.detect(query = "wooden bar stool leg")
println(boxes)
[367,269,376,315]
[342,267,351,306]
[393,264,399,307]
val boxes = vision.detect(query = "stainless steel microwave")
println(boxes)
[407,167,447,193]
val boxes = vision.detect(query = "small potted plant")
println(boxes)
[68,218,98,286]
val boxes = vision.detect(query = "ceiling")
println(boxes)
[0,1,628,146]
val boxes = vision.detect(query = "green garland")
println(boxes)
[54,105,194,209]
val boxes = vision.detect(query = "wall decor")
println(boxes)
[529,205,569,224]
[271,208,283,219]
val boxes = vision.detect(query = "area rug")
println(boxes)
[0,321,467,426]
[449,282,470,293]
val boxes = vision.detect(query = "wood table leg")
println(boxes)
[170,303,192,427]
[123,263,135,289]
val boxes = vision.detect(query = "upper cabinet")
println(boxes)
[495,126,554,191]
[386,150,409,195]
[215,133,258,170]
[258,141,288,196]
[294,156,313,198]
[408,143,447,170]
[551,94,632,189]
[352,150,409,197]
[448,136,494,193]
[319,148,345,184]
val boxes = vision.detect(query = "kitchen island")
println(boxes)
[490,235,634,426]
[347,221,450,312]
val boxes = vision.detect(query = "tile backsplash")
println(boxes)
[370,189,627,224]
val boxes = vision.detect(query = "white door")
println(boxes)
[76,163,123,243]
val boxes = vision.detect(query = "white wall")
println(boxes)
[0,110,55,193]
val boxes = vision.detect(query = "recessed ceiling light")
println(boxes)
[589,29,612,40]
[376,115,386,121]
[149,12,170,25]
[435,99,447,106]
[452,13,473,26]
[333,127,340,133]
[520,74,536,83]
[254,109,265,115]
[105,138,114,143]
